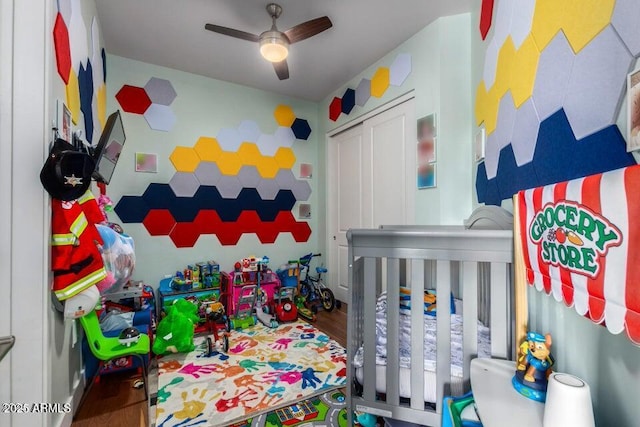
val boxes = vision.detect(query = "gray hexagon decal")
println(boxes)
[169,172,200,197]
[217,175,243,198]
[275,169,296,189]
[291,180,312,201]
[194,161,222,186]
[257,179,280,200]
[144,77,177,106]
[355,79,371,107]
[237,166,262,188]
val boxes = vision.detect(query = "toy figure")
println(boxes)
[512,331,555,402]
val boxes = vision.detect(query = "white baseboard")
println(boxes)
[54,372,86,427]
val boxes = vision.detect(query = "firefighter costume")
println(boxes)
[51,190,107,301]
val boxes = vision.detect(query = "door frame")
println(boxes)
[325,91,416,304]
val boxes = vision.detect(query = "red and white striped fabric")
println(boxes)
[518,165,640,345]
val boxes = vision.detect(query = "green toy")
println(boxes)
[152,299,200,355]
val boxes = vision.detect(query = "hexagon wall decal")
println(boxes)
[144,77,177,106]
[479,0,495,40]
[355,78,371,107]
[53,13,72,84]
[370,67,390,98]
[144,104,177,132]
[116,106,314,247]
[291,118,311,140]
[329,97,342,121]
[170,146,200,173]
[341,88,356,114]
[389,53,412,86]
[274,105,296,127]
[116,85,152,114]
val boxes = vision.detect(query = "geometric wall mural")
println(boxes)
[53,0,107,144]
[115,105,312,247]
[329,53,412,121]
[115,78,177,132]
[475,0,638,205]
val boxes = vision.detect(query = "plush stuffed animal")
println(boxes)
[152,299,199,355]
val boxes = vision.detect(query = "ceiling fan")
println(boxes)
[205,3,332,80]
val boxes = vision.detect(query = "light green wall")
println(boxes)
[469,2,640,425]
[106,55,321,284]
[318,14,474,236]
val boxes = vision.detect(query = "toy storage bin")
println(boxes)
[222,271,281,315]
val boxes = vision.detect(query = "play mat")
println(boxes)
[156,321,347,427]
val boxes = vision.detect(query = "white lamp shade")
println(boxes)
[543,373,595,427]
[259,31,289,62]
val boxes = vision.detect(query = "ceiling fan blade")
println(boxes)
[273,60,289,80]
[204,23,260,42]
[284,16,332,44]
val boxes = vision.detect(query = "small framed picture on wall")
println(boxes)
[56,100,72,142]
[627,69,640,152]
[135,153,158,173]
[417,113,437,189]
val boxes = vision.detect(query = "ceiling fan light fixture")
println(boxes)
[259,31,289,62]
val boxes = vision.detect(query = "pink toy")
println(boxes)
[97,194,113,222]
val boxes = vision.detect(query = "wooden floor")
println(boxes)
[71,302,348,426]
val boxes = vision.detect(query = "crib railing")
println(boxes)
[347,226,513,426]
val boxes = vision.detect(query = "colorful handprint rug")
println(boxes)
[156,321,347,427]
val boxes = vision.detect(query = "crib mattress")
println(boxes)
[355,365,465,403]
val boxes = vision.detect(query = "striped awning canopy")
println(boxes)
[517,165,640,345]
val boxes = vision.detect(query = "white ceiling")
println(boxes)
[95,0,473,101]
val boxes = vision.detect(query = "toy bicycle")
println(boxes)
[298,253,335,312]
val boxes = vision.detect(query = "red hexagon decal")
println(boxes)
[143,209,176,235]
[329,97,342,122]
[53,13,72,84]
[479,0,495,41]
[115,85,152,114]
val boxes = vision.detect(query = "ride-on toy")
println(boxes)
[227,284,257,330]
[299,253,335,312]
[201,300,229,355]
[270,286,298,323]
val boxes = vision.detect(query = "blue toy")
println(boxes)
[512,331,555,402]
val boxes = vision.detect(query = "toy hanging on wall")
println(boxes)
[512,331,555,402]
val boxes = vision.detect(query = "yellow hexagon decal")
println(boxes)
[531,0,615,53]
[257,157,280,179]
[170,146,200,172]
[194,137,222,162]
[96,84,107,129]
[65,70,81,125]
[493,37,517,100]
[274,147,296,169]
[510,35,541,108]
[475,82,489,127]
[274,105,296,127]
[371,67,390,98]
[237,142,262,166]
[218,152,242,176]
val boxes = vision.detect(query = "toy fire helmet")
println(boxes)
[118,327,141,347]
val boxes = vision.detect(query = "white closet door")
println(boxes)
[328,98,415,303]
[328,124,364,303]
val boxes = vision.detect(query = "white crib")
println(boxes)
[346,207,516,426]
